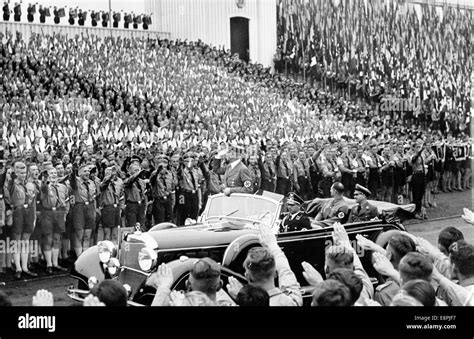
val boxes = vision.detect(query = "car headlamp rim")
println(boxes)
[138,246,157,272]
[98,240,117,263]
[106,257,121,278]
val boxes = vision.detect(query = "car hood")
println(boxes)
[145,222,259,250]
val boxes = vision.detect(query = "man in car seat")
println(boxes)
[280,193,311,232]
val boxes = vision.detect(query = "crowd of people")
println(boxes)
[274,0,472,134]
[0,22,472,279]
[2,214,473,307]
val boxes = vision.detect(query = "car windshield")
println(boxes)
[204,195,278,226]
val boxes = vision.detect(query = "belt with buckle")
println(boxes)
[76,201,92,205]
[44,207,65,211]
[182,189,197,194]
[126,200,142,204]
[103,203,119,208]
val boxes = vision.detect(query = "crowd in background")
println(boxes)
[0,23,472,277]
[274,0,472,134]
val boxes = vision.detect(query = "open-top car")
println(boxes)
[68,191,414,305]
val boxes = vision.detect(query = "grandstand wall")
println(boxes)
[0,21,171,42]
[145,0,277,68]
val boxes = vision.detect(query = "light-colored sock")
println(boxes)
[74,247,82,257]
[52,248,59,267]
[13,253,21,272]
[44,250,52,267]
[21,252,29,271]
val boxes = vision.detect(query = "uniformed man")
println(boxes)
[276,150,292,195]
[220,145,253,195]
[248,155,261,193]
[150,156,173,224]
[39,167,69,273]
[28,163,43,269]
[380,145,396,203]
[410,140,426,220]
[99,165,123,244]
[353,144,369,188]
[207,153,223,196]
[169,154,180,223]
[313,182,349,228]
[259,152,276,192]
[347,184,378,223]
[337,144,356,198]
[5,161,38,278]
[279,193,311,232]
[307,143,323,198]
[123,163,147,229]
[367,141,384,201]
[293,150,312,201]
[176,152,201,225]
[70,163,97,257]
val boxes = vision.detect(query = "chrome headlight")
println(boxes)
[106,258,121,278]
[98,240,117,263]
[138,246,157,272]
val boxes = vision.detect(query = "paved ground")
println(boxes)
[1,188,472,306]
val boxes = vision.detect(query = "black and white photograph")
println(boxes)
[0,0,473,335]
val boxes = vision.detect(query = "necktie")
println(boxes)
[83,179,91,202]
[189,169,196,190]
[51,183,61,207]
[161,176,167,194]
[357,204,361,214]
[110,181,118,204]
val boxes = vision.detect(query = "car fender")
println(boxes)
[73,245,105,284]
[222,233,260,268]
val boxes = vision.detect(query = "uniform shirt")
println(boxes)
[248,164,261,191]
[207,170,222,195]
[151,171,173,199]
[293,159,310,179]
[179,167,200,192]
[314,196,349,227]
[347,200,378,223]
[280,211,311,232]
[260,160,276,182]
[99,177,123,206]
[223,160,253,194]
[6,178,36,208]
[276,158,292,179]
[73,177,96,203]
[41,181,69,211]
[123,176,146,203]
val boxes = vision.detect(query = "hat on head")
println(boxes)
[191,257,221,280]
[354,184,371,197]
[286,192,304,206]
